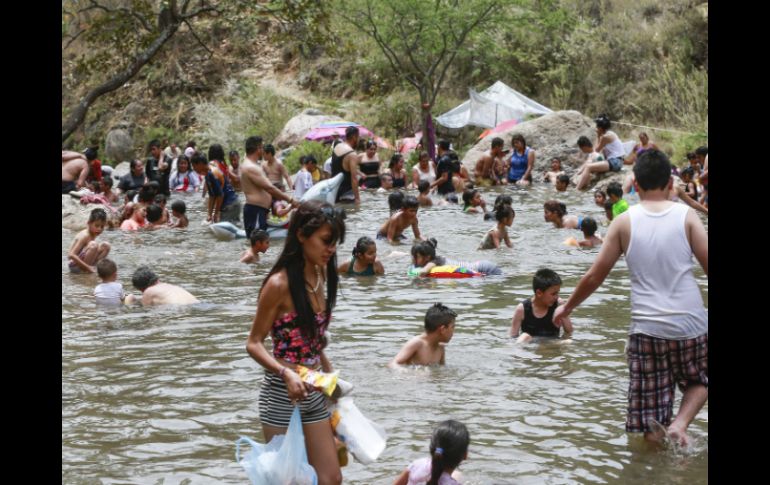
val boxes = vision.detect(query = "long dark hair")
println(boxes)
[260,200,346,340]
[428,420,470,485]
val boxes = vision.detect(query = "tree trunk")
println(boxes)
[420,99,436,161]
[61,22,181,145]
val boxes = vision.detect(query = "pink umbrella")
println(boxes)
[305,121,391,148]
[478,118,519,139]
[305,126,374,141]
[398,131,423,154]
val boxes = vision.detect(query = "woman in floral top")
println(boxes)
[246,200,346,485]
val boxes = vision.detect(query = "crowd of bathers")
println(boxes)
[64,115,708,483]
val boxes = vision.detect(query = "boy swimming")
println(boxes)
[390,303,457,367]
[240,229,270,264]
[377,195,425,243]
[93,258,135,305]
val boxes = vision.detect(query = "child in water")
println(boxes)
[554,174,570,192]
[577,216,602,248]
[131,266,199,306]
[410,239,502,276]
[606,182,629,218]
[543,200,581,229]
[594,189,607,208]
[144,204,166,230]
[393,420,469,485]
[338,236,385,276]
[417,180,433,207]
[93,258,135,305]
[510,268,573,343]
[484,194,513,221]
[377,195,425,243]
[168,200,189,228]
[153,194,170,224]
[240,229,270,264]
[68,208,111,273]
[120,204,147,231]
[390,303,457,367]
[461,189,487,214]
[479,205,514,249]
[388,190,405,214]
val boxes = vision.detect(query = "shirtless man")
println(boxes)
[131,266,199,306]
[331,126,363,204]
[474,137,506,185]
[240,136,298,238]
[62,150,89,193]
[261,144,293,191]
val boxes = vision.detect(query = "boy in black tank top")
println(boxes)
[510,269,573,343]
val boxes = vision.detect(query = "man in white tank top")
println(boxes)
[553,150,708,448]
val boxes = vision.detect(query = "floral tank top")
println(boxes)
[271,310,330,367]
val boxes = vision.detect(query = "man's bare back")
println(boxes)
[62,155,89,184]
[141,282,199,306]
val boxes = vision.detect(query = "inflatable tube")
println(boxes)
[408,264,481,278]
[209,222,288,241]
[209,222,246,241]
[301,172,344,205]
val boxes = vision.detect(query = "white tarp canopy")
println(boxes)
[436,81,552,129]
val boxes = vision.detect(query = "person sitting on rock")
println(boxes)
[62,151,90,194]
[574,136,608,190]
[474,137,506,186]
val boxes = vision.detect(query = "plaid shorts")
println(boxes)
[625,333,708,433]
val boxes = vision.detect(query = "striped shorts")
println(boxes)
[258,371,330,427]
[625,333,708,433]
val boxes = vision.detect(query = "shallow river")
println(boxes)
[62,182,708,484]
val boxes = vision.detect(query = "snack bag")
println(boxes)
[296,366,339,397]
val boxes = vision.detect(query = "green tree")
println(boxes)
[339,0,503,145]
[61,0,332,145]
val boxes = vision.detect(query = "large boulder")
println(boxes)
[105,128,135,164]
[62,195,114,232]
[586,171,630,193]
[111,161,131,180]
[461,110,596,178]
[273,109,338,149]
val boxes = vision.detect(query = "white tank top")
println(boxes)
[625,203,708,338]
[413,163,436,184]
[602,131,626,160]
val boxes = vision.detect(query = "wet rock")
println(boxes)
[112,161,131,180]
[273,109,338,149]
[62,195,114,232]
[105,128,135,164]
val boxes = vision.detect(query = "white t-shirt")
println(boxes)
[94,282,125,305]
[293,168,314,200]
[323,156,333,174]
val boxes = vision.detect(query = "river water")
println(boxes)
[62,183,708,484]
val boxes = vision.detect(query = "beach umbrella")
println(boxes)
[305,120,390,148]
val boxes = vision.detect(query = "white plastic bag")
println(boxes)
[236,406,318,485]
[330,397,387,464]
